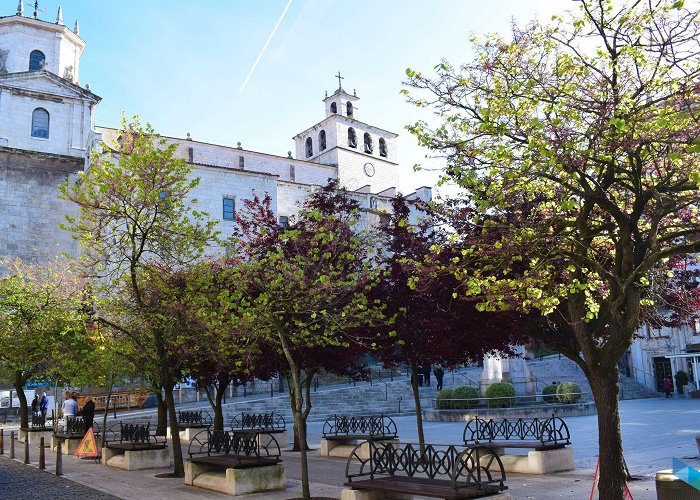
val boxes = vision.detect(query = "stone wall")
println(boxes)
[0,147,81,265]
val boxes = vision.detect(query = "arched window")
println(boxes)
[379,138,387,157]
[347,102,353,117]
[364,133,373,154]
[305,137,313,158]
[330,102,337,114]
[31,108,49,138]
[29,50,45,71]
[319,130,326,151]
[347,128,357,148]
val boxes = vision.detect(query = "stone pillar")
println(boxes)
[480,346,535,396]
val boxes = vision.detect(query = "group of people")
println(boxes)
[413,365,446,391]
[29,392,49,418]
[29,391,96,430]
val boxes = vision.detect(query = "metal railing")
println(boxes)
[368,369,403,413]
[434,392,591,410]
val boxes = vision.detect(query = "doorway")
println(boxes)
[653,357,672,392]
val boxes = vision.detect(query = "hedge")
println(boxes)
[485,382,515,408]
[556,382,582,403]
[436,386,480,409]
[542,384,558,403]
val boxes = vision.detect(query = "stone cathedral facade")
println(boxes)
[0,6,431,265]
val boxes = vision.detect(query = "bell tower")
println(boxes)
[293,74,399,194]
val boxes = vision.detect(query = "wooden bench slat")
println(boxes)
[346,477,503,499]
[485,441,566,451]
[325,434,396,441]
[190,455,279,469]
[106,442,167,451]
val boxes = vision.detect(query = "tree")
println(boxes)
[404,1,700,498]
[0,258,91,428]
[230,183,386,500]
[376,196,529,453]
[59,116,218,477]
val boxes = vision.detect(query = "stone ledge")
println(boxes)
[102,446,171,471]
[424,402,596,421]
[483,447,575,475]
[185,461,285,496]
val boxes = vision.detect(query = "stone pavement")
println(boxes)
[0,456,118,499]
[0,398,697,499]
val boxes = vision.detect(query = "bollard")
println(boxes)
[270,383,273,398]
[39,437,45,469]
[9,431,15,459]
[0,428,3,455]
[56,443,63,476]
[24,437,29,464]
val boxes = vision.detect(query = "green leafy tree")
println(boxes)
[0,258,91,428]
[231,184,387,500]
[59,116,218,477]
[404,1,700,498]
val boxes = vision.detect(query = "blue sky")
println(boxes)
[23,0,563,194]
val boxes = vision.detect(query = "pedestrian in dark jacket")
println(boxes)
[663,377,673,398]
[422,365,431,387]
[434,367,445,391]
[31,395,39,417]
[80,396,95,430]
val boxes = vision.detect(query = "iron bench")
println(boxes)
[102,421,170,470]
[463,415,571,451]
[343,440,507,499]
[321,414,399,459]
[229,412,286,433]
[178,409,212,429]
[185,429,285,495]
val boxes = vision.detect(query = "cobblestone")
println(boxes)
[0,456,119,500]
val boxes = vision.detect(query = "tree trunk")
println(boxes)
[101,373,114,450]
[410,363,426,456]
[289,366,311,500]
[13,371,28,429]
[164,384,184,477]
[155,386,167,436]
[589,364,626,500]
[214,383,226,431]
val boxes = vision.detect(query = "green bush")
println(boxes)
[436,388,455,409]
[542,384,558,403]
[485,382,516,408]
[556,382,582,403]
[452,386,481,409]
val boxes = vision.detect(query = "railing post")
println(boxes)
[39,437,45,469]
[10,430,15,458]
[270,383,273,398]
[56,443,63,476]
[24,437,29,464]
[0,428,3,454]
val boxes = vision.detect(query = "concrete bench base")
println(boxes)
[484,447,574,474]
[258,431,288,449]
[51,436,84,455]
[340,488,512,500]
[185,461,285,496]
[321,438,399,460]
[166,426,208,442]
[102,446,171,470]
[19,429,53,446]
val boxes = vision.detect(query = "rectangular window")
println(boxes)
[223,197,235,220]
[188,147,194,163]
[289,165,295,182]
[279,215,289,228]
[239,156,245,169]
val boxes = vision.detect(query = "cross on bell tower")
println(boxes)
[335,71,344,92]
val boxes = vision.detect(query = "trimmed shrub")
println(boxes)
[556,382,582,403]
[542,384,558,403]
[485,382,516,408]
[452,385,481,409]
[676,370,689,389]
[436,388,455,409]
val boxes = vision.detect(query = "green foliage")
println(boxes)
[485,382,515,408]
[542,384,558,403]
[556,382,582,403]
[435,388,455,409]
[452,385,480,409]
[675,370,689,388]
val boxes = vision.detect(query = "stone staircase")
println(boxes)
[221,378,440,424]
[526,355,660,400]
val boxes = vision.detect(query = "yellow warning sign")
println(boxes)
[74,427,98,458]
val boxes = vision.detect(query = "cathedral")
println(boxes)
[0,5,432,264]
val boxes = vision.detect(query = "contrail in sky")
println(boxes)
[238,0,294,95]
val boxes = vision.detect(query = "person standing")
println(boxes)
[434,366,445,391]
[663,377,673,398]
[80,395,95,431]
[30,395,40,417]
[39,392,49,419]
[423,365,431,387]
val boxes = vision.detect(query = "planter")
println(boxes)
[690,390,700,399]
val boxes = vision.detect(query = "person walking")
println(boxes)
[80,395,95,431]
[39,392,49,419]
[434,366,445,391]
[663,377,673,398]
[30,395,40,417]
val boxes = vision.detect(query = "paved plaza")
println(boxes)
[0,398,697,499]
